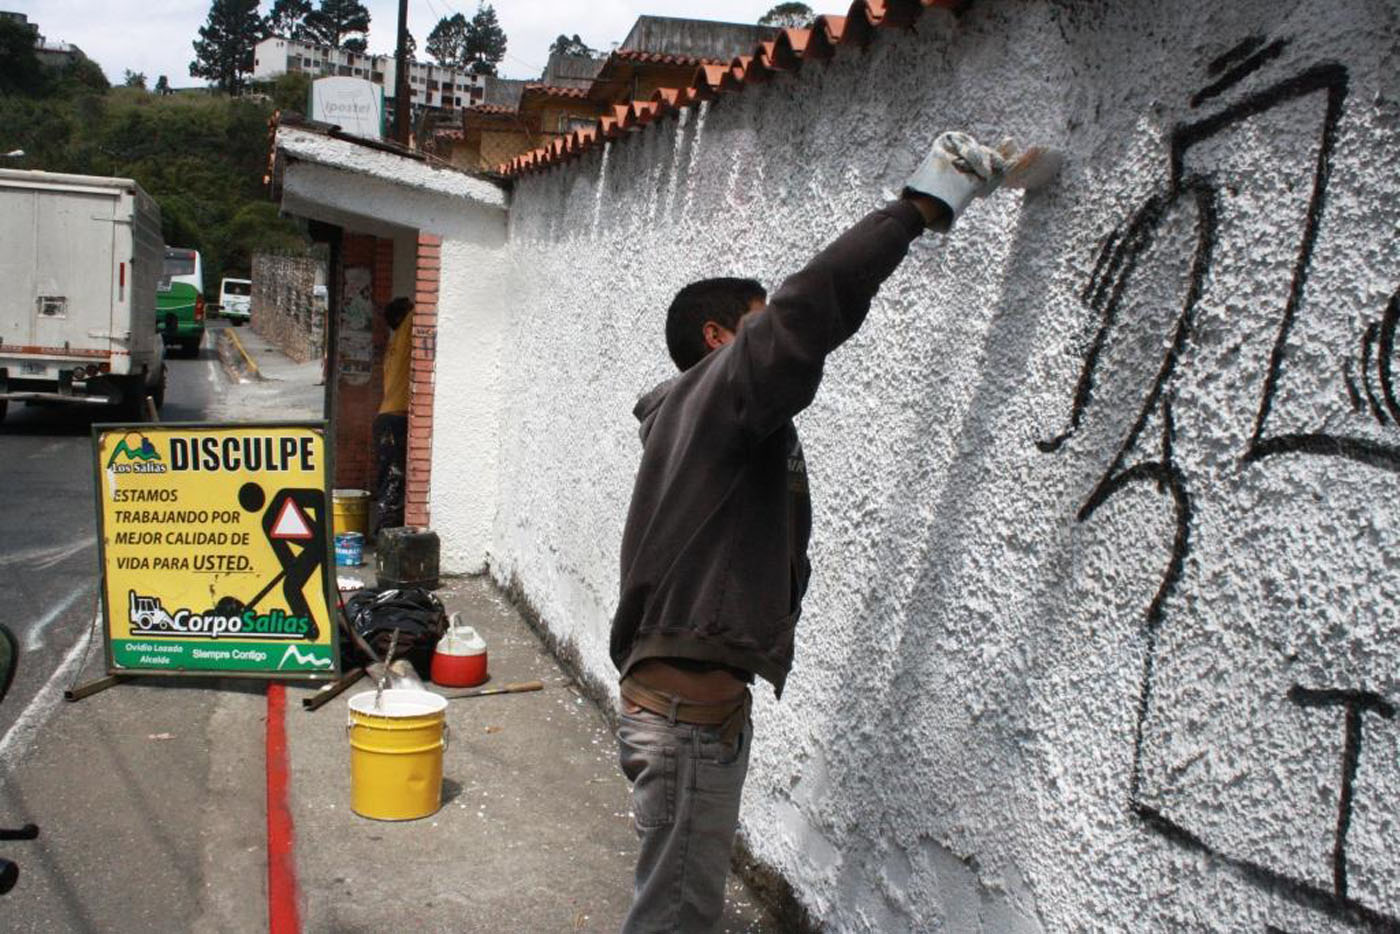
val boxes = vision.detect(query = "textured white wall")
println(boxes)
[429,220,510,572]
[436,1,1400,929]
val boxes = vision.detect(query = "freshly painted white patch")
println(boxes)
[432,1,1400,928]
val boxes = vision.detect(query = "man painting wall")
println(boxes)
[373,296,414,533]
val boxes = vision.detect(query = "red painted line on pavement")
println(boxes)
[266,683,302,934]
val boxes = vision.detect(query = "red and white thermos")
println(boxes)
[431,614,488,688]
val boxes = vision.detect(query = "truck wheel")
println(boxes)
[0,400,6,424]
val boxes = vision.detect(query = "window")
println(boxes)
[162,250,196,278]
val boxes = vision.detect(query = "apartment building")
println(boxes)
[253,36,485,111]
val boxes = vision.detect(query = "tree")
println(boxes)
[302,0,370,50]
[462,3,506,76]
[548,34,593,58]
[426,14,468,68]
[0,17,44,96]
[155,75,172,95]
[123,70,148,89]
[189,0,262,93]
[264,0,312,39]
[758,2,814,28]
[268,71,311,112]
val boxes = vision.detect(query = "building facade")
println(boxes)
[253,37,485,112]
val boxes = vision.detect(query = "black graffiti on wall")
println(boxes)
[1039,37,1400,933]
[1288,686,1396,902]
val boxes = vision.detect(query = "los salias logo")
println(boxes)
[106,432,168,474]
[126,589,311,640]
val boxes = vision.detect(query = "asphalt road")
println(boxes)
[0,321,272,932]
[0,324,224,730]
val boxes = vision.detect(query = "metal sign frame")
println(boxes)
[91,419,341,681]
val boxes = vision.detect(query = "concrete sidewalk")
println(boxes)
[212,324,325,421]
[238,330,780,932]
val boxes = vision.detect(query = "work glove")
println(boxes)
[902,131,1011,232]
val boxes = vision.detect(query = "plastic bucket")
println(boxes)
[332,488,370,537]
[334,532,364,567]
[347,689,448,821]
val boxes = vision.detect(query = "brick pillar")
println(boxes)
[405,233,440,528]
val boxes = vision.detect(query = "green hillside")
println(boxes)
[0,50,310,292]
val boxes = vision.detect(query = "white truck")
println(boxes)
[0,169,167,423]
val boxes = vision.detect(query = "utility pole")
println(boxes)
[393,0,410,145]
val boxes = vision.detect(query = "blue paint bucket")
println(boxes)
[335,532,364,567]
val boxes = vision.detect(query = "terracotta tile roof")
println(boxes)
[466,103,518,115]
[521,84,591,99]
[610,49,720,67]
[500,0,963,177]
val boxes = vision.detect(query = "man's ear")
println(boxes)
[702,321,731,351]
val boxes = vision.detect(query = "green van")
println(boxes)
[157,247,205,356]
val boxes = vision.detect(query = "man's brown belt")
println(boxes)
[620,675,750,742]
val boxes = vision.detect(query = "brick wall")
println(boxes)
[249,253,323,363]
[405,234,440,527]
[331,235,391,492]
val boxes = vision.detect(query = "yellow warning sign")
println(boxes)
[93,423,339,678]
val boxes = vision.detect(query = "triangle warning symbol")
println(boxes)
[269,498,314,540]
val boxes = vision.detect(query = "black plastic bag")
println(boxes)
[342,587,447,679]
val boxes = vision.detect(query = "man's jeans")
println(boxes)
[617,703,752,933]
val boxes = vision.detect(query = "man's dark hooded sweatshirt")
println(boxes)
[610,200,927,698]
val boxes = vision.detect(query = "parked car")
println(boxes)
[157,247,205,356]
[218,277,252,325]
[0,169,166,422]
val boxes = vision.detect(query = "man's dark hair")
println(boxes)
[385,297,414,329]
[664,277,766,371]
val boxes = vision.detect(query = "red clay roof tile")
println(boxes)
[522,84,591,99]
[498,1,967,177]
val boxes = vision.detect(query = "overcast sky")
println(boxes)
[8,0,785,86]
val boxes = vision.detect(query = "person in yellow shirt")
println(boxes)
[373,297,413,533]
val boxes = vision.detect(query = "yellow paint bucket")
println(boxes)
[347,689,448,821]
[332,488,370,536]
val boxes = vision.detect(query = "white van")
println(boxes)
[219,277,252,324]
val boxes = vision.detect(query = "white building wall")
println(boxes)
[434,0,1400,929]
[253,36,483,109]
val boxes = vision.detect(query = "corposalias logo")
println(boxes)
[126,589,312,640]
[107,433,167,474]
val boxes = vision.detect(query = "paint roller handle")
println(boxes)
[440,679,544,699]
